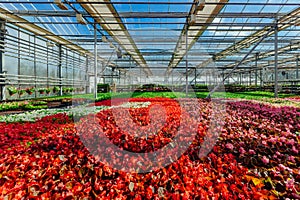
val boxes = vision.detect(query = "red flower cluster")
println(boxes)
[91,98,128,107]
[0,98,299,199]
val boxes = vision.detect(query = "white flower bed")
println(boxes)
[0,101,151,123]
[117,101,151,108]
[0,105,107,123]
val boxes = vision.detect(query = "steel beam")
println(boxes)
[208,27,274,97]
[1,1,299,6]
[94,24,97,99]
[85,55,89,94]
[274,21,279,98]
[185,26,188,97]
[58,44,63,96]
[0,20,4,100]
[255,53,258,86]
[297,56,299,79]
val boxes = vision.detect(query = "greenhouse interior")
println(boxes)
[0,0,299,199]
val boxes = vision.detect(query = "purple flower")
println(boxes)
[239,147,246,154]
[262,156,269,164]
[288,156,295,163]
[280,136,286,143]
[268,137,276,144]
[225,143,234,150]
[286,178,295,190]
[287,139,295,146]
[278,164,286,170]
[292,146,299,154]
[249,149,256,155]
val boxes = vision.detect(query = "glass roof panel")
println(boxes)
[111,0,193,68]
[0,0,299,76]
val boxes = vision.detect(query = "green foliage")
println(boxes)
[0,102,20,111]
[131,91,188,98]
[62,88,68,93]
[7,87,18,95]
[38,88,46,93]
[25,87,35,94]
[195,91,297,100]
[94,92,191,102]
[18,89,26,96]
[62,87,74,93]
[96,93,112,101]
[53,86,60,93]
[31,100,47,105]
[97,84,110,87]
[23,104,47,110]
[45,88,51,94]
[0,101,47,111]
[97,84,110,93]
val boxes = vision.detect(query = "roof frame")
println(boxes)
[167,0,228,74]
[188,7,300,75]
[0,7,116,66]
[78,0,152,76]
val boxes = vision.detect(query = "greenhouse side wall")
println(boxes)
[0,24,89,101]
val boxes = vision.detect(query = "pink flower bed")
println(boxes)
[0,98,299,199]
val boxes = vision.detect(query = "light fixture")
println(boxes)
[189,14,196,25]
[178,42,182,49]
[0,22,5,31]
[109,42,114,48]
[76,13,86,25]
[101,35,107,42]
[54,0,68,10]
[196,0,205,11]
[181,34,185,42]
[46,41,55,47]
[116,47,122,59]
[244,43,250,48]
[212,54,216,61]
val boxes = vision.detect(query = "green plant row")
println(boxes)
[1,90,297,113]
[0,101,48,112]
[5,86,84,96]
[195,91,296,99]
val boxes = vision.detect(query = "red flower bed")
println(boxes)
[284,96,300,102]
[0,98,299,199]
[92,98,129,107]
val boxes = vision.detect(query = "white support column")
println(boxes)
[296,56,299,80]
[194,68,197,85]
[94,24,98,99]
[255,53,258,86]
[185,26,189,97]
[33,36,37,99]
[274,21,279,98]
[0,20,5,100]
[58,44,63,96]
[249,72,251,86]
[85,55,89,94]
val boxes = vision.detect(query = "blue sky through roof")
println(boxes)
[0,0,299,70]
[111,0,193,65]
